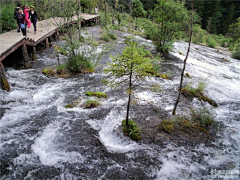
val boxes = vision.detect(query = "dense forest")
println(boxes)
[1,0,240,35]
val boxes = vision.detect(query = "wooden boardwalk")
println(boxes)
[0,13,100,62]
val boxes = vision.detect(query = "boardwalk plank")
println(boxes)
[0,13,100,61]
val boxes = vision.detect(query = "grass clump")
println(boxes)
[85,99,100,108]
[150,84,162,93]
[181,82,217,107]
[85,91,107,98]
[57,64,67,75]
[42,67,55,76]
[101,33,110,42]
[122,119,141,141]
[160,120,174,133]
[191,108,216,128]
[159,108,216,134]
[101,28,117,42]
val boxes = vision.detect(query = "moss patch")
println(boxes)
[85,91,107,98]
[65,104,74,109]
[186,73,192,79]
[122,119,141,141]
[156,73,169,79]
[0,77,10,92]
[85,100,100,108]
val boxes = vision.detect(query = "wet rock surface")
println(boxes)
[1,26,240,179]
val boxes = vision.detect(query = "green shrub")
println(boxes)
[0,3,16,33]
[57,64,67,75]
[85,91,107,98]
[232,49,240,60]
[101,33,110,42]
[122,119,141,141]
[66,54,93,73]
[206,37,217,48]
[137,18,157,40]
[192,25,207,44]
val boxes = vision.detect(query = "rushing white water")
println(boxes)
[0,32,240,179]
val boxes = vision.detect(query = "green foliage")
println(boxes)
[103,40,153,127]
[101,28,117,42]
[190,108,216,128]
[137,18,157,40]
[86,99,100,108]
[153,0,189,52]
[0,3,16,33]
[66,54,94,73]
[160,108,216,134]
[122,119,141,141]
[85,91,107,98]
[42,67,55,76]
[228,17,240,42]
[183,82,206,97]
[232,49,240,60]
[56,64,67,75]
[132,0,146,19]
[160,120,174,133]
[101,33,111,42]
[206,36,217,48]
[192,25,207,44]
[103,40,153,89]
[181,82,218,107]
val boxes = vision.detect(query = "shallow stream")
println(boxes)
[0,27,239,179]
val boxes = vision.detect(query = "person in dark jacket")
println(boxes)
[17,9,27,36]
[29,6,38,34]
[14,2,21,32]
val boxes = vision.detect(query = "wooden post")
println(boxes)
[46,38,49,49]
[32,46,37,61]
[22,44,31,68]
[0,62,10,91]
[55,30,60,40]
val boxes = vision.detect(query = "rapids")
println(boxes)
[0,27,239,179]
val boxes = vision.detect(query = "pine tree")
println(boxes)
[103,40,153,126]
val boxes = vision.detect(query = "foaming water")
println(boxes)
[1,31,240,179]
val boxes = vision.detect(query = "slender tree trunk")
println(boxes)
[104,0,107,25]
[126,68,133,127]
[77,0,82,39]
[128,0,132,29]
[172,0,194,115]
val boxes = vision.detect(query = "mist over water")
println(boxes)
[0,28,239,179]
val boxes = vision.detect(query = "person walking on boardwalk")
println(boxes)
[29,6,38,34]
[23,5,31,32]
[14,2,21,32]
[17,9,27,36]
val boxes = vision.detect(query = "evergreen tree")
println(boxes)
[103,41,153,126]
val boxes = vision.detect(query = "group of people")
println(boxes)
[14,2,38,36]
